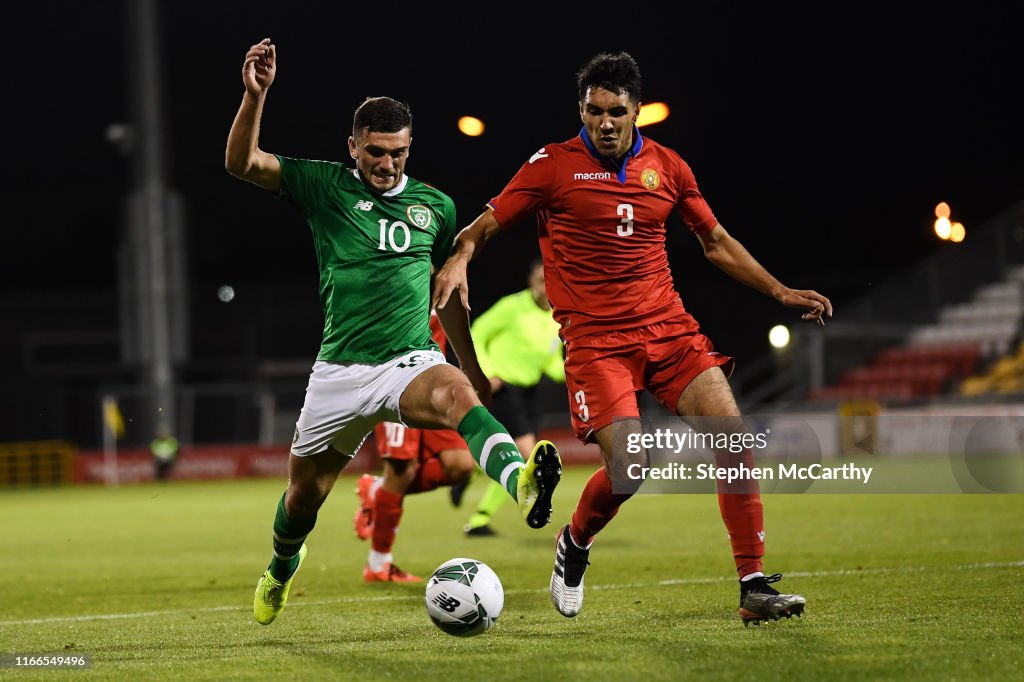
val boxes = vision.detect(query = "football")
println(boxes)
[424,557,504,637]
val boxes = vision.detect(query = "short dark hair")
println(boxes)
[352,97,412,138]
[576,52,642,104]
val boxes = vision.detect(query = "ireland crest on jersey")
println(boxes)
[407,205,433,230]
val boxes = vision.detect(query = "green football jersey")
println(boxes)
[277,156,457,363]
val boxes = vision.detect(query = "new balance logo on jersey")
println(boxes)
[529,148,548,164]
[757,530,766,542]
[573,172,612,181]
[354,200,374,211]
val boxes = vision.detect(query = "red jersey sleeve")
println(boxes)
[487,147,557,227]
[673,156,718,235]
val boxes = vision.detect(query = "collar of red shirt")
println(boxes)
[578,126,644,184]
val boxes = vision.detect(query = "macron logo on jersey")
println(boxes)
[354,200,374,211]
[529,148,548,164]
[573,172,612,181]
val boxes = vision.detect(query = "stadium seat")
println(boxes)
[959,341,1024,396]
[812,269,1022,402]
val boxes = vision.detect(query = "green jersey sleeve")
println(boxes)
[275,156,341,215]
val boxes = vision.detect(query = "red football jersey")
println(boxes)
[489,130,717,342]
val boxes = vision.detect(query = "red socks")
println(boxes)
[567,452,766,577]
[371,487,404,554]
[716,448,765,576]
[569,467,633,547]
[371,458,453,554]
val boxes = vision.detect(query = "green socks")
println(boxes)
[268,492,316,582]
[457,406,524,499]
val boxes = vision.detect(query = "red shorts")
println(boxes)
[373,422,468,462]
[563,314,734,443]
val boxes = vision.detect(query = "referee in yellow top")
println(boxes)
[462,259,565,535]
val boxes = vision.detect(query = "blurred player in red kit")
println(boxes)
[434,51,831,625]
[353,311,476,582]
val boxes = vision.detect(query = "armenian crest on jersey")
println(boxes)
[407,205,433,230]
[640,168,661,191]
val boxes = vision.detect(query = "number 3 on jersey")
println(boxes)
[616,203,634,237]
[574,390,589,422]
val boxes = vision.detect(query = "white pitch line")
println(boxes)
[2,560,1020,627]
[592,559,1024,591]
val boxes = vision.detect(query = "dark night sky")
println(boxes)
[5,3,1023,365]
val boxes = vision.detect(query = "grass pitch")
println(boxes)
[3,464,1023,680]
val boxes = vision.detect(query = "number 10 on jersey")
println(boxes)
[378,219,411,252]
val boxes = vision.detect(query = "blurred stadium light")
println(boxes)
[458,116,485,136]
[951,222,966,242]
[636,102,669,127]
[934,203,966,243]
[769,324,791,349]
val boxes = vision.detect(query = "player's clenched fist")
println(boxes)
[242,38,276,96]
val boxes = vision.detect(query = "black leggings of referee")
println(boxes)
[489,383,541,440]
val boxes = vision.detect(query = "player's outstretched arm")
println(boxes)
[225,38,282,192]
[432,209,504,311]
[697,223,833,325]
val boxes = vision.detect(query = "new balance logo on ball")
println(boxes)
[353,200,374,211]
[573,172,612,181]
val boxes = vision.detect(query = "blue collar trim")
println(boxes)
[579,126,644,183]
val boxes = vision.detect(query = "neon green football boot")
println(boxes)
[253,544,307,625]
[517,440,562,529]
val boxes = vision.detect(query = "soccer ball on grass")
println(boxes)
[424,557,503,637]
